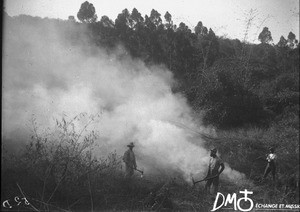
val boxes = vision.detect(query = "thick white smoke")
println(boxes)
[2,15,244,183]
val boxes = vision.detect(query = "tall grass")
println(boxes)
[2,113,299,211]
[205,115,299,205]
[2,114,128,211]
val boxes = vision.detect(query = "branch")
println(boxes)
[16,183,40,212]
[87,173,94,212]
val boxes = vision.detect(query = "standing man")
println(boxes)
[205,148,225,194]
[262,147,277,182]
[123,142,137,178]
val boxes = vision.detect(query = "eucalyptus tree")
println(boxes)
[77,1,97,23]
[258,27,273,44]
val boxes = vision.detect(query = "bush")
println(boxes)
[192,59,268,128]
[1,113,126,211]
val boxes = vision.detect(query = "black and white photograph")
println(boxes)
[2,0,299,211]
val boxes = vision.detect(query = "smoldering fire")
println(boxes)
[2,16,245,183]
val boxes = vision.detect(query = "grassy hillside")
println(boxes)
[2,116,299,211]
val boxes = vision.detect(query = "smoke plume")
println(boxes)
[2,15,244,183]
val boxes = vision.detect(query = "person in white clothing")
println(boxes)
[263,147,277,182]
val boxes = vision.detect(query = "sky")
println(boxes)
[4,0,299,43]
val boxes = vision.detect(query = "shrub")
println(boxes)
[2,113,125,211]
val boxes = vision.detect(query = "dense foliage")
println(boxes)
[4,7,299,129]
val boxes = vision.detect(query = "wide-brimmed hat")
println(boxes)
[127,142,135,147]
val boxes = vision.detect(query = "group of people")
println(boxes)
[122,142,277,194]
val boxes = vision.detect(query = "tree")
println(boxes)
[277,36,288,48]
[194,24,218,69]
[77,1,97,23]
[177,22,190,33]
[115,9,131,29]
[89,15,115,48]
[100,15,114,28]
[149,9,162,28]
[206,28,219,65]
[144,15,155,31]
[287,32,298,48]
[258,27,273,44]
[68,16,76,22]
[130,8,144,30]
[194,21,207,37]
[164,11,173,29]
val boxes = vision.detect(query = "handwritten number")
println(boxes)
[14,196,21,206]
[2,196,30,208]
[2,200,12,208]
[22,197,30,205]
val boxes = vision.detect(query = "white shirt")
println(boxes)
[267,153,277,162]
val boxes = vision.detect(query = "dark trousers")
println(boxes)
[205,176,219,194]
[125,164,134,178]
[263,162,276,181]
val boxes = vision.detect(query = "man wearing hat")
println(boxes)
[205,148,225,194]
[123,142,137,178]
[262,147,277,182]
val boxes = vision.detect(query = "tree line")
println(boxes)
[76,1,299,129]
[5,1,299,129]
